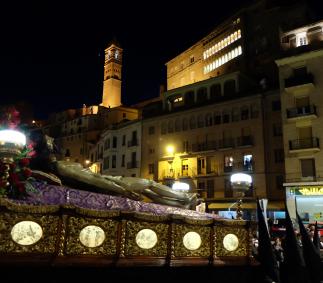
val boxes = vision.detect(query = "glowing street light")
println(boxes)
[166,145,175,155]
[172,181,189,192]
[230,173,252,220]
[0,129,27,189]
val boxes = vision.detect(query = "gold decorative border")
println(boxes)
[0,198,60,214]
[173,224,211,257]
[124,221,168,257]
[64,216,118,256]
[0,213,59,254]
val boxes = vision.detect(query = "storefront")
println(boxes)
[207,200,285,220]
[285,182,323,222]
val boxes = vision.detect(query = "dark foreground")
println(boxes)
[0,266,263,283]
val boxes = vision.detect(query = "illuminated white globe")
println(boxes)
[0,130,26,147]
[230,173,252,185]
[172,182,189,192]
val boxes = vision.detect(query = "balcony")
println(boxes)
[127,161,139,169]
[223,162,254,174]
[286,105,317,121]
[284,73,314,95]
[128,139,139,147]
[218,138,235,150]
[191,141,217,152]
[289,137,320,153]
[236,136,253,147]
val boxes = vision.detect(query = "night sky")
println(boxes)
[1,0,317,119]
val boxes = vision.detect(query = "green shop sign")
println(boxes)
[290,186,323,196]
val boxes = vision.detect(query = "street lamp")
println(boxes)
[0,129,27,189]
[230,173,252,220]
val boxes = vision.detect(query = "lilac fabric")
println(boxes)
[13,182,219,219]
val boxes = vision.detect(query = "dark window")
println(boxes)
[112,155,116,168]
[185,91,195,105]
[224,178,233,197]
[294,67,307,77]
[214,113,221,125]
[272,100,281,111]
[121,155,125,167]
[183,141,189,152]
[112,136,117,148]
[149,163,155,174]
[148,126,155,135]
[276,175,284,190]
[223,112,230,123]
[123,113,126,118]
[224,80,236,96]
[197,87,207,102]
[210,84,221,100]
[241,107,249,120]
[274,149,284,163]
[273,124,282,137]
[198,182,205,195]
[103,157,109,170]
[122,135,126,146]
[207,180,214,198]
[65,149,70,157]
[301,159,315,178]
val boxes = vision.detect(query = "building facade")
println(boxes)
[276,19,323,222]
[141,72,285,215]
[89,119,142,177]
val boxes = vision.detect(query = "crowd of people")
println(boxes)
[252,223,323,267]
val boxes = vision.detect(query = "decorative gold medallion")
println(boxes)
[135,229,158,249]
[79,225,106,248]
[223,233,239,251]
[182,231,202,251]
[11,221,43,246]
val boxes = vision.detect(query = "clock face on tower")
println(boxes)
[11,221,43,246]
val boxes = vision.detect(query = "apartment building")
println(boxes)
[276,19,323,221]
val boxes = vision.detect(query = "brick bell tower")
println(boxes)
[101,41,123,108]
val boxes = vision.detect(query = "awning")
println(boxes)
[208,201,284,210]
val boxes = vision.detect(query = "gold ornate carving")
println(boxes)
[119,220,127,258]
[74,207,120,218]
[132,212,170,222]
[0,198,60,214]
[124,221,168,257]
[0,213,59,254]
[182,217,214,226]
[214,226,248,257]
[65,216,118,256]
[58,215,68,256]
[172,224,211,257]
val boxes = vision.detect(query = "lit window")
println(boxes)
[238,46,242,55]
[203,52,206,60]
[174,97,183,103]
[238,29,241,38]
[234,32,237,40]
[296,32,307,47]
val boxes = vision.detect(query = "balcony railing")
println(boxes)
[286,105,317,119]
[224,162,254,174]
[289,137,320,151]
[128,139,139,147]
[127,161,139,169]
[284,73,314,88]
[218,138,235,149]
[236,136,253,147]
[191,141,217,152]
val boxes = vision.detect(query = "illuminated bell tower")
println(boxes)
[101,43,122,108]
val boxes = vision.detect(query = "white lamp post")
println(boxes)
[230,173,252,220]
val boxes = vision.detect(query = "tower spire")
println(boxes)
[101,41,123,108]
